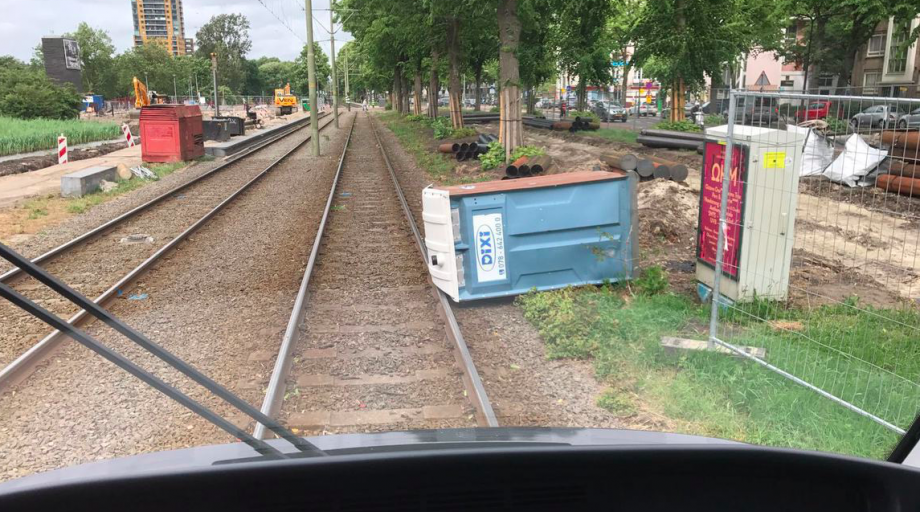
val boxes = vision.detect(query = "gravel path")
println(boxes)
[0,118,330,370]
[0,112,356,483]
[278,113,477,434]
[374,116,628,429]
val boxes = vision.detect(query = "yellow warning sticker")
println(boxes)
[764,151,786,169]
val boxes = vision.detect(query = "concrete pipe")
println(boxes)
[877,174,920,197]
[889,161,920,179]
[438,143,455,153]
[881,131,920,152]
[600,153,638,171]
[636,159,656,178]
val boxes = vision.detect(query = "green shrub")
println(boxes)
[450,127,478,138]
[633,266,669,295]
[479,141,505,170]
[0,65,81,120]
[489,105,500,113]
[385,101,393,110]
[704,114,725,127]
[431,117,453,139]
[510,145,545,161]
[516,287,597,359]
[825,115,849,133]
[654,119,702,132]
[405,114,429,123]
[567,110,599,122]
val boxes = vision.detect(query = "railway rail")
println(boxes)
[0,110,494,481]
[256,111,496,436]
[0,111,334,387]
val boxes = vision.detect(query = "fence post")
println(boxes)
[707,89,737,350]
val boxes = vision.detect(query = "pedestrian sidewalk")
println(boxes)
[0,145,143,208]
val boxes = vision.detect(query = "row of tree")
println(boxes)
[3,14,336,118]
[338,0,920,156]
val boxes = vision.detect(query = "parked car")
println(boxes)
[629,104,650,117]
[795,100,832,121]
[594,103,628,122]
[897,107,920,129]
[723,97,781,126]
[438,97,449,107]
[850,105,903,130]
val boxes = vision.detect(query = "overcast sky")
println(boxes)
[0,0,352,62]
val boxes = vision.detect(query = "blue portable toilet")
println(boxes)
[423,170,637,302]
[81,95,104,112]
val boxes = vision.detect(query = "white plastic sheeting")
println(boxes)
[787,125,834,177]
[823,134,888,187]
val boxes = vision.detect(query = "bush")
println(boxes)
[566,109,599,122]
[0,66,81,120]
[516,287,597,359]
[405,114,429,123]
[385,101,393,110]
[654,119,702,132]
[704,114,725,127]
[431,117,453,139]
[479,141,505,170]
[633,266,669,295]
[450,127,478,138]
[825,115,849,133]
[510,145,545,161]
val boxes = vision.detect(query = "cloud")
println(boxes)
[1,0,351,62]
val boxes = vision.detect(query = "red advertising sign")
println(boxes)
[698,141,747,278]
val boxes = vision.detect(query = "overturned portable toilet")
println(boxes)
[422,171,637,302]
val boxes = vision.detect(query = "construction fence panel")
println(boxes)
[707,90,920,438]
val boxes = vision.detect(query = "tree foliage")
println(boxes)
[195,13,252,92]
[0,56,81,119]
[65,23,116,96]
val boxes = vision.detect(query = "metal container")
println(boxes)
[423,171,637,302]
[139,104,205,163]
[214,116,245,136]
[202,119,230,142]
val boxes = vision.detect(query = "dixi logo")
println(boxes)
[477,226,494,271]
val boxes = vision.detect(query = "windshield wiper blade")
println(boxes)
[0,242,325,459]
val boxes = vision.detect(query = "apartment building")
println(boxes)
[851,17,920,98]
[131,0,192,56]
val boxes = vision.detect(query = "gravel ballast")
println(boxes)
[0,113,355,482]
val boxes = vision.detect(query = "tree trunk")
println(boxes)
[670,78,686,122]
[428,50,440,118]
[401,72,410,114]
[527,86,536,115]
[807,15,826,92]
[474,66,483,111]
[498,0,523,162]
[393,67,402,113]
[413,67,423,116]
[577,81,587,111]
[621,63,630,109]
[446,17,464,129]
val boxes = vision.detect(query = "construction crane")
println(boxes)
[273,83,297,116]
[133,77,150,108]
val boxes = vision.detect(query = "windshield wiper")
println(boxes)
[0,242,325,459]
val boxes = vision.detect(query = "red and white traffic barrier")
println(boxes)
[122,123,135,147]
[57,134,68,164]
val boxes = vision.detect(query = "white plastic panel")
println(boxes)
[422,187,459,301]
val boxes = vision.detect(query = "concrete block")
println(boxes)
[60,165,119,198]
[660,336,766,359]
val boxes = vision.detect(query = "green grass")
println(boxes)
[584,128,638,144]
[0,116,122,156]
[516,270,920,460]
[66,160,189,214]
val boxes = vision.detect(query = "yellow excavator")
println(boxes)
[273,83,297,115]
[133,77,150,108]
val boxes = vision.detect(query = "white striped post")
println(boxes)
[57,134,68,164]
[122,124,135,147]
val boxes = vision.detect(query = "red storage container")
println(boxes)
[139,105,205,162]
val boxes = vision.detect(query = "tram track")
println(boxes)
[0,112,334,386]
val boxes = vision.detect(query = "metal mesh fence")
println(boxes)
[707,90,920,436]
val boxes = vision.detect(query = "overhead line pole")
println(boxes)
[305,0,320,156]
[344,50,350,112]
[330,3,339,128]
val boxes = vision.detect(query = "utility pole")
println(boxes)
[211,53,220,116]
[344,50,351,112]
[144,72,149,94]
[305,0,320,156]
[329,5,339,128]
[173,75,178,102]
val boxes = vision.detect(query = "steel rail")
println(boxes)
[253,114,356,440]
[0,115,338,389]
[368,114,498,427]
[0,112,329,284]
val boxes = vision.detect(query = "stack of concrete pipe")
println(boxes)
[436,133,498,161]
[505,155,554,178]
[877,130,920,197]
[600,151,689,183]
[637,129,706,154]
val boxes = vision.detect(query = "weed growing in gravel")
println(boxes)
[378,112,453,180]
[66,160,190,214]
[516,272,916,459]
[331,205,346,211]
